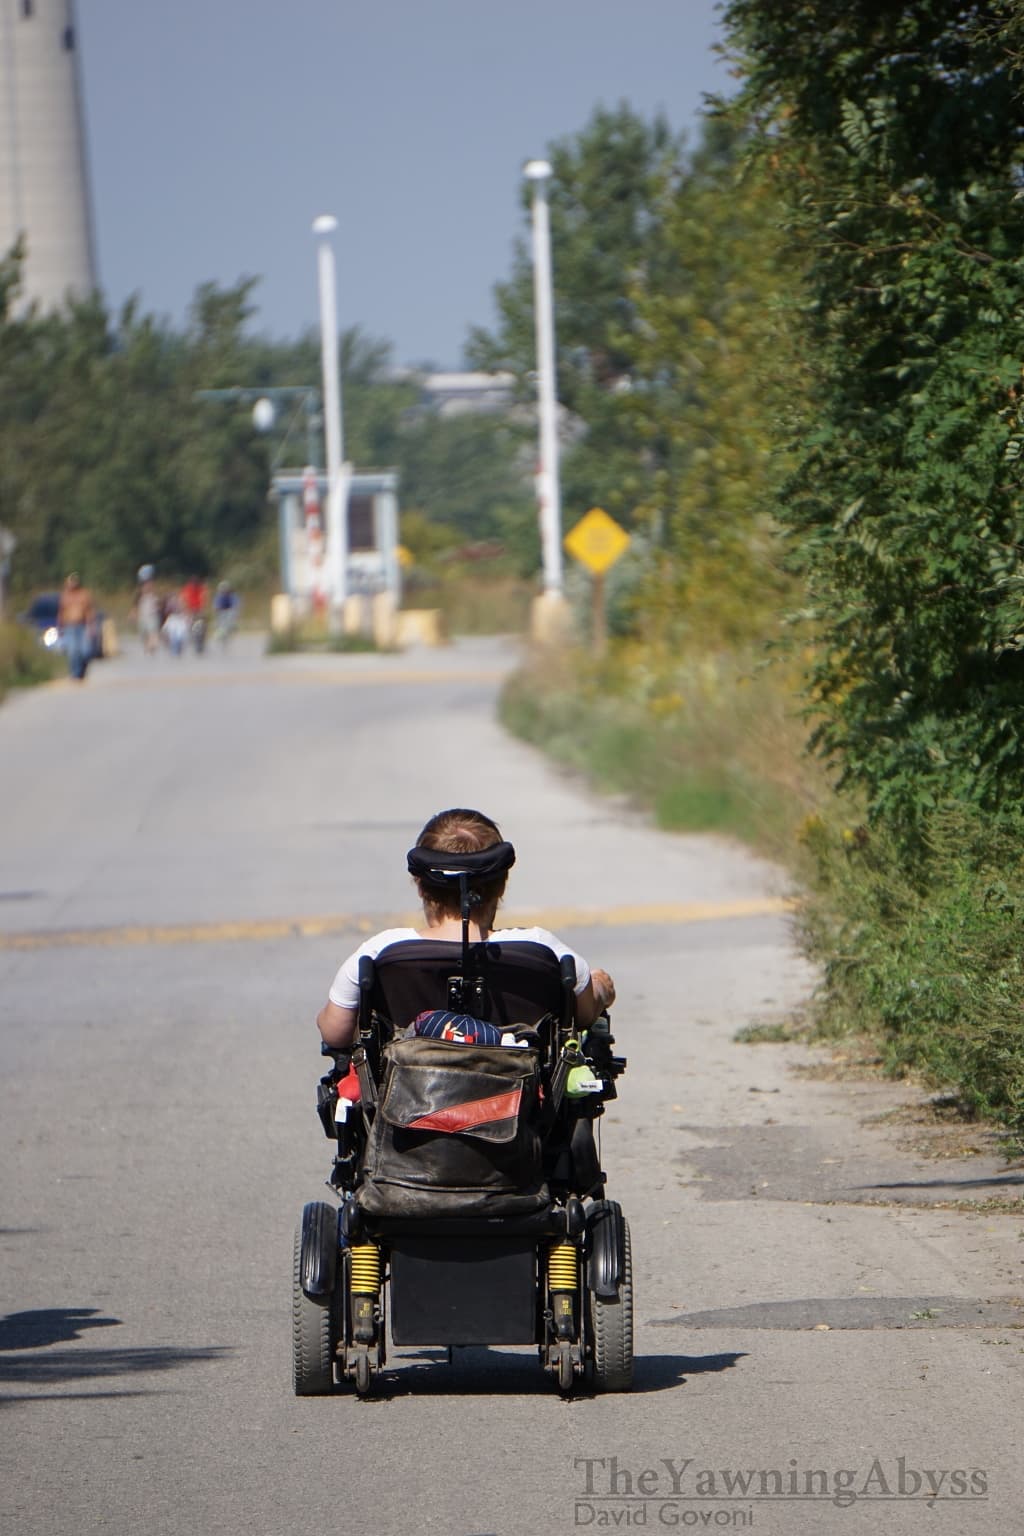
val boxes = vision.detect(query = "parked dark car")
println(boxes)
[18,592,105,659]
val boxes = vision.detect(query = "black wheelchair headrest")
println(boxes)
[407,841,516,890]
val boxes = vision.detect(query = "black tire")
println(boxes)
[292,1216,337,1395]
[588,1218,634,1392]
[354,1350,373,1397]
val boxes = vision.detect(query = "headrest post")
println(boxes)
[459,872,471,974]
[406,841,516,983]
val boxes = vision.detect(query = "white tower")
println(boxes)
[0,0,96,309]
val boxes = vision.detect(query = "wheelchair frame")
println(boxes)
[293,931,632,1398]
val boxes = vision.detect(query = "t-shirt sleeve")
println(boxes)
[531,927,591,995]
[326,928,419,1011]
[327,945,365,1011]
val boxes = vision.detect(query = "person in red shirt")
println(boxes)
[180,576,208,619]
[179,576,209,655]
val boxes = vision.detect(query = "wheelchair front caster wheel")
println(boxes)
[354,1351,373,1396]
[557,1343,575,1395]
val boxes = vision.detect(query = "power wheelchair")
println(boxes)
[292,845,632,1397]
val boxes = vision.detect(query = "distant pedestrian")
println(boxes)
[212,581,240,647]
[181,575,209,655]
[180,576,208,624]
[57,573,96,681]
[132,569,161,655]
[162,597,188,657]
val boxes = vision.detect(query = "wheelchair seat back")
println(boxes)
[366,938,572,1036]
[354,940,574,1220]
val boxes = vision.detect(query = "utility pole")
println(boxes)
[524,159,563,597]
[312,215,349,625]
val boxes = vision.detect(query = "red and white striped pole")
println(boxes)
[303,464,325,612]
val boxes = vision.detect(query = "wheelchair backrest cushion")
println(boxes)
[370,939,570,1031]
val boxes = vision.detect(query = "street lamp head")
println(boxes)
[252,397,276,433]
[523,159,552,182]
[312,214,338,236]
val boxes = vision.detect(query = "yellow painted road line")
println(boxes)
[0,896,797,952]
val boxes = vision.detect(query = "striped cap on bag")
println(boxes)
[412,1009,504,1047]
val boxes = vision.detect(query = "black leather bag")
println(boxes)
[356,1036,549,1217]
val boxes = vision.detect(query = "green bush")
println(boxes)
[0,621,62,699]
[800,805,1024,1145]
[503,641,1024,1145]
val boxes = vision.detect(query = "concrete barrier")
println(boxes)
[529,591,572,646]
[270,593,294,634]
[100,617,119,658]
[395,609,447,648]
[372,591,398,649]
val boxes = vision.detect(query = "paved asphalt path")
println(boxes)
[2,634,1023,1536]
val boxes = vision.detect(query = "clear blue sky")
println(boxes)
[78,0,729,368]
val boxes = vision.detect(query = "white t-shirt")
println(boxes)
[327,926,592,1011]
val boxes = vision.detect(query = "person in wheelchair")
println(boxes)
[316,806,615,1049]
[295,807,632,1398]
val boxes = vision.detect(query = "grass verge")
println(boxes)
[502,640,1024,1150]
[0,622,62,701]
[266,627,383,655]
[499,642,825,860]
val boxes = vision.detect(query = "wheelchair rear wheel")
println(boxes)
[291,1214,341,1395]
[587,1218,634,1392]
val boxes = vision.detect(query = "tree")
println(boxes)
[722,0,1024,832]
[396,410,537,571]
[0,267,277,588]
[625,115,809,646]
[467,104,684,527]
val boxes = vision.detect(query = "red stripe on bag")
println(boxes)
[408,1086,523,1134]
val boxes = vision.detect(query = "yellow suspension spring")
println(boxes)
[349,1243,382,1295]
[548,1242,578,1293]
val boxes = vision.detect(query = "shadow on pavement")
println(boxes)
[366,1346,745,1399]
[0,1307,230,1403]
[0,1307,121,1350]
[1,1389,168,1405]
[0,1345,229,1387]
[634,1351,747,1390]
[860,1174,1024,1191]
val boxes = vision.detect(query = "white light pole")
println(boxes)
[312,214,348,619]
[524,159,563,596]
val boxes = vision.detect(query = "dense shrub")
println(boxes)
[0,621,61,699]
[800,805,1024,1143]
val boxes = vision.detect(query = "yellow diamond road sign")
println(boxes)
[564,507,631,575]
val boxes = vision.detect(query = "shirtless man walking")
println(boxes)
[57,572,96,681]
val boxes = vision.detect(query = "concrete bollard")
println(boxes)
[529,591,572,647]
[395,609,447,648]
[100,617,119,658]
[270,593,293,634]
[372,591,398,649]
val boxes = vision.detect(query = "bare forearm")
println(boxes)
[317,999,357,1048]
[577,967,616,1029]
